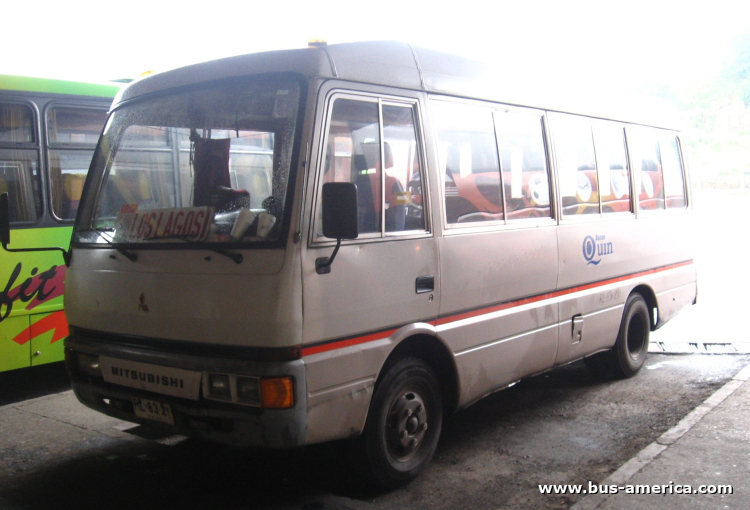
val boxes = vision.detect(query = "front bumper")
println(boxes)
[65,332,308,448]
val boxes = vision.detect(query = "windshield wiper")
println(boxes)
[146,236,243,265]
[91,229,138,263]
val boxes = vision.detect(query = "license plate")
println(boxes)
[132,397,175,425]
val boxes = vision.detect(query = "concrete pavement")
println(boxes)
[571,362,750,510]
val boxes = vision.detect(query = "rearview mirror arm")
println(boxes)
[315,238,341,275]
[1,242,72,267]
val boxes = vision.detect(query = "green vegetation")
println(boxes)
[666,30,750,189]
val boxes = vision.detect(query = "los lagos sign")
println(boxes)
[114,206,214,242]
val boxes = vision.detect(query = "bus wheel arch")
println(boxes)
[631,284,658,330]
[377,334,458,416]
[585,290,651,379]
[355,334,457,487]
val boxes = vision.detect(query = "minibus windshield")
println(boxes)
[74,77,300,246]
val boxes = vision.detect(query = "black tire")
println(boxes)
[585,294,650,379]
[360,357,443,488]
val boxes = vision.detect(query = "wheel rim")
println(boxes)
[385,385,429,462]
[627,312,647,359]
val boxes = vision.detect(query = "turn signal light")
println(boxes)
[260,377,294,409]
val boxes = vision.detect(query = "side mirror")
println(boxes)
[316,182,358,274]
[0,192,72,266]
[0,193,11,247]
[322,182,359,240]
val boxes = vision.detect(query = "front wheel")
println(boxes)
[360,357,443,488]
[585,294,651,379]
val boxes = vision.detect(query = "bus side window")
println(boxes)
[318,98,381,236]
[0,102,42,222]
[594,123,631,213]
[382,104,425,232]
[628,128,665,211]
[316,96,427,239]
[433,101,503,225]
[552,114,599,216]
[660,136,686,209]
[494,111,551,220]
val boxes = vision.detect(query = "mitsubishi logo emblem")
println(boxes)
[138,293,149,312]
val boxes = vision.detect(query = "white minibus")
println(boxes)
[0,41,697,487]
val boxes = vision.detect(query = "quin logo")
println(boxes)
[583,235,613,266]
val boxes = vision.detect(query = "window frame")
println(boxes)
[625,125,684,216]
[0,99,44,226]
[44,102,111,223]
[429,96,556,234]
[310,90,431,247]
[659,133,688,211]
[552,115,636,222]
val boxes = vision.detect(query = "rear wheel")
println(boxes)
[585,294,650,379]
[360,357,442,488]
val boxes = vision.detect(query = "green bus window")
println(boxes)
[1,103,34,143]
[0,103,41,222]
[47,107,107,144]
[47,106,109,221]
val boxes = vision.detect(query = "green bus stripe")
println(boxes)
[0,74,120,98]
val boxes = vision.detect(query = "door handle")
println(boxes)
[415,275,434,294]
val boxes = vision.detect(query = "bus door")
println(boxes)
[300,93,438,441]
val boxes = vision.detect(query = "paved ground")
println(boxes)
[1,352,747,510]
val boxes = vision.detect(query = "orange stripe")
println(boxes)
[301,328,398,357]
[301,260,693,357]
[437,260,693,326]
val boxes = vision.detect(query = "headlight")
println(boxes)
[203,373,291,408]
[207,373,231,399]
[237,376,261,406]
[69,351,102,377]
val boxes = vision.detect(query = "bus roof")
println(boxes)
[115,41,682,130]
[0,74,120,99]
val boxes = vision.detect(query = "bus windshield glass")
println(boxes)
[74,77,300,245]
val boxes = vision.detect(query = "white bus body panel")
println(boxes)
[555,212,696,364]
[65,247,303,347]
[437,226,559,407]
[301,237,440,443]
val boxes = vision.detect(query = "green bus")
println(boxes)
[0,74,119,372]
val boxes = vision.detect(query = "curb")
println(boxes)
[570,362,750,510]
